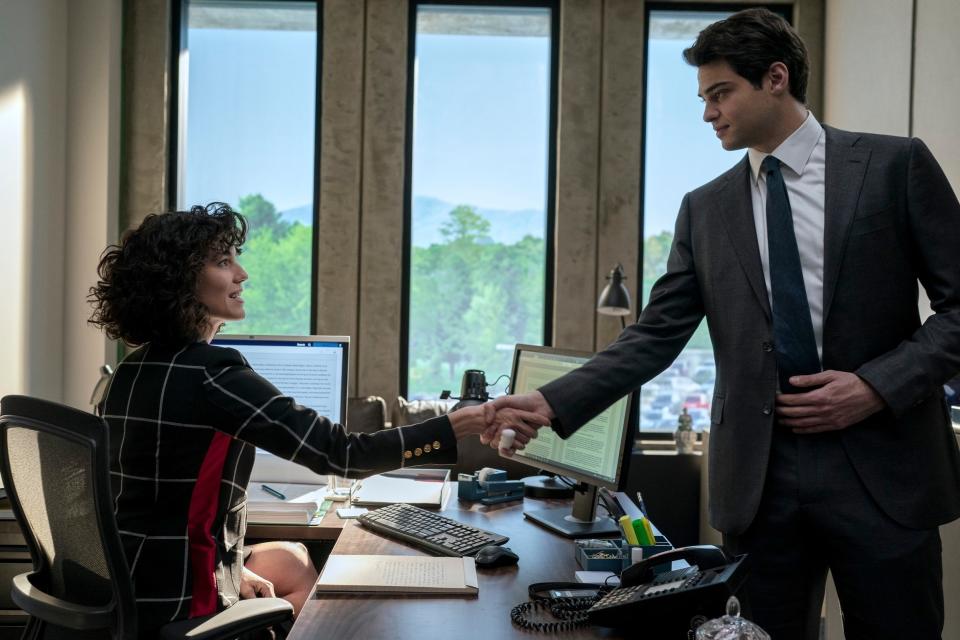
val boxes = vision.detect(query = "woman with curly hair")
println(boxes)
[88,203,544,637]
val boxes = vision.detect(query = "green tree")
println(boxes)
[643,230,673,278]
[408,205,546,398]
[220,194,310,336]
[440,205,491,244]
[238,193,291,239]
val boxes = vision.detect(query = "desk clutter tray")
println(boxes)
[575,537,673,573]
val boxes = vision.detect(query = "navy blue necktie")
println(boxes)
[763,155,820,393]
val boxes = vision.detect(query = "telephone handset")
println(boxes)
[586,545,748,631]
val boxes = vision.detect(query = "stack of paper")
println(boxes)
[315,555,478,595]
[247,483,329,525]
[351,468,450,508]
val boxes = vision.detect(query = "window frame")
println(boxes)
[400,0,561,399]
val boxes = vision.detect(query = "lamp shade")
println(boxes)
[597,264,632,316]
[451,369,489,411]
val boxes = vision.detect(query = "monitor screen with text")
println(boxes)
[212,335,349,426]
[509,345,632,487]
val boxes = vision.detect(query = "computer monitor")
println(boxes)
[212,335,349,423]
[211,335,350,483]
[508,344,636,538]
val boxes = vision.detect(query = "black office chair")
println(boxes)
[0,395,293,640]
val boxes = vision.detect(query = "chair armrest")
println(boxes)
[159,597,294,640]
[11,572,114,629]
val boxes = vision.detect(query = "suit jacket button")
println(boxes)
[414,447,423,457]
[762,341,774,352]
[762,404,772,415]
[403,450,413,459]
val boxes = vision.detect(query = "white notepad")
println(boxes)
[247,483,328,525]
[350,469,450,508]
[315,555,478,596]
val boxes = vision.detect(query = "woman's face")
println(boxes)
[196,245,247,339]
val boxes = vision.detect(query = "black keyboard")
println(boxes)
[357,503,509,556]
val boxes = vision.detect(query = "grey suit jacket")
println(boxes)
[541,126,960,535]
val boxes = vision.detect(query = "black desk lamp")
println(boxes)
[440,369,490,411]
[597,263,632,328]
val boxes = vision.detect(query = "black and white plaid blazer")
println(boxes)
[101,341,455,636]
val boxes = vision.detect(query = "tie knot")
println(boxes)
[761,155,781,175]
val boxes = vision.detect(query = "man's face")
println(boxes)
[697,60,776,151]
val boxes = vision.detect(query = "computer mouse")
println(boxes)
[474,545,519,568]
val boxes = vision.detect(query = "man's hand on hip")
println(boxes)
[775,370,886,434]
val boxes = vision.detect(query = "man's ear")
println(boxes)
[766,61,790,95]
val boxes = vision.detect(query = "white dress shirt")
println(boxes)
[748,112,826,361]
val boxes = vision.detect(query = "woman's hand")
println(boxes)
[239,566,276,599]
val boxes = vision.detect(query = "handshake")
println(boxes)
[479,391,556,457]
[447,390,556,456]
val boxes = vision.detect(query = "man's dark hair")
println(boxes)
[682,7,809,103]
[88,203,247,346]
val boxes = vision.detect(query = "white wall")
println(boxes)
[824,3,960,636]
[0,0,120,408]
[0,0,68,403]
[62,0,122,407]
[824,0,912,136]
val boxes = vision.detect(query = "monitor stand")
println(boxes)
[523,484,620,538]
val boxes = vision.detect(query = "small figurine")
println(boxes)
[674,407,695,454]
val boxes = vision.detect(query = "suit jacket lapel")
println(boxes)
[822,125,870,322]
[717,156,771,319]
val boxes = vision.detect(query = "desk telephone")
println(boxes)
[512,545,747,634]
[587,545,747,629]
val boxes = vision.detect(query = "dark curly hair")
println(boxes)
[88,203,247,346]
[683,8,809,104]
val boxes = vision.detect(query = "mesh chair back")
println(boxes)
[5,427,112,604]
[0,395,137,639]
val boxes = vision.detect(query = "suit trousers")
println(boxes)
[723,426,943,640]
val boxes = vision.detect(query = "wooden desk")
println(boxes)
[289,493,625,640]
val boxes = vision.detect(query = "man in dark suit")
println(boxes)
[490,8,960,639]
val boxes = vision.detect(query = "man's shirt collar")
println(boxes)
[748,111,823,183]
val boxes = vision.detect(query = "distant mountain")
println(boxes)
[278,204,313,226]
[411,196,545,247]
[278,197,545,247]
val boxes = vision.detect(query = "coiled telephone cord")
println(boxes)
[509,596,599,633]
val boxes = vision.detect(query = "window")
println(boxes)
[173,0,318,335]
[404,3,557,399]
[639,9,741,432]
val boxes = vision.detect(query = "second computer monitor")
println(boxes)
[508,344,633,491]
[507,345,636,537]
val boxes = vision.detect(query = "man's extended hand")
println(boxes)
[480,391,555,452]
[775,370,885,434]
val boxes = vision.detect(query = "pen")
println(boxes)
[635,491,648,516]
[261,484,286,500]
